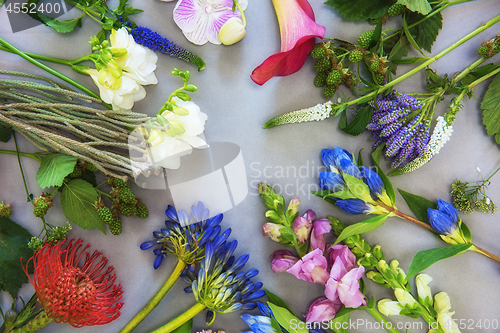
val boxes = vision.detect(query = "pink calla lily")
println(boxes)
[251,0,325,85]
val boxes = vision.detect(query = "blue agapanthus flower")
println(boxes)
[141,202,228,269]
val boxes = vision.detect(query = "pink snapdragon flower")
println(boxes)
[250,0,325,85]
[286,248,329,284]
[262,222,283,242]
[325,245,366,308]
[270,250,299,272]
[305,297,342,323]
[293,209,315,244]
[310,219,332,252]
[173,0,248,45]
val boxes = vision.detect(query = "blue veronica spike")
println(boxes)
[361,166,384,195]
[130,25,206,71]
[319,172,345,192]
[335,199,373,215]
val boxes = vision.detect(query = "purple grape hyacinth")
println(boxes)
[367,91,431,168]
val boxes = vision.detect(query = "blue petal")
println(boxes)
[243,290,266,302]
[319,172,345,192]
[228,254,249,275]
[361,166,384,195]
[245,269,259,279]
[140,240,158,250]
[257,302,272,317]
[153,254,164,269]
[165,205,178,222]
[428,208,456,234]
[437,199,459,226]
[204,213,223,230]
[184,286,193,293]
[335,199,372,215]
[177,210,190,227]
[340,158,361,178]
[153,231,163,238]
[322,147,355,170]
[213,228,232,250]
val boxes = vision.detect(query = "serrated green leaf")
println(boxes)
[0,123,13,142]
[61,180,104,233]
[44,15,83,33]
[324,0,393,21]
[334,214,389,245]
[398,189,436,224]
[171,319,192,333]
[372,145,396,204]
[36,154,78,189]
[407,244,472,278]
[0,217,33,298]
[481,73,500,144]
[403,15,425,55]
[387,37,410,74]
[339,105,373,136]
[268,303,308,333]
[462,64,500,87]
[265,289,293,313]
[406,9,443,52]
[397,0,431,15]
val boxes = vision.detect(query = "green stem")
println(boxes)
[7,310,53,333]
[0,46,74,65]
[451,57,487,84]
[471,244,500,264]
[119,260,187,333]
[0,149,44,163]
[365,307,402,333]
[13,133,34,206]
[96,188,113,199]
[235,0,246,28]
[0,37,107,107]
[333,13,500,116]
[150,302,206,333]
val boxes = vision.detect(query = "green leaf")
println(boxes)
[357,149,364,167]
[265,289,293,313]
[387,37,410,74]
[268,303,308,333]
[407,244,472,278]
[398,189,436,224]
[0,217,33,298]
[372,145,396,204]
[0,0,7,6]
[462,64,500,87]
[334,214,389,245]
[343,174,372,202]
[0,123,13,142]
[481,73,500,145]
[271,317,284,333]
[43,16,84,33]
[331,313,350,333]
[324,0,393,21]
[339,105,373,136]
[60,180,104,233]
[123,7,144,15]
[406,9,443,52]
[370,17,383,49]
[460,222,472,243]
[36,154,78,189]
[403,15,425,55]
[171,319,192,333]
[397,0,431,15]
[324,190,357,200]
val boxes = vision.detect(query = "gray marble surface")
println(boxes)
[1,0,500,332]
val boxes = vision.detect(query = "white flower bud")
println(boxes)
[394,288,417,308]
[377,299,402,316]
[416,273,433,306]
[218,17,246,45]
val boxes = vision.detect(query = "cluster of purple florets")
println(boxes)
[367,91,430,168]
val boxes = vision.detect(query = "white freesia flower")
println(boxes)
[111,28,158,86]
[86,69,146,111]
[146,97,208,169]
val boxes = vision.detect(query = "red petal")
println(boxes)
[250,36,316,86]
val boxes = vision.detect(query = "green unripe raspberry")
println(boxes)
[349,50,364,63]
[314,57,331,72]
[314,72,328,87]
[86,163,99,172]
[310,43,326,58]
[113,178,129,188]
[324,85,337,99]
[119,202,136,217]
[118,187,135,204]
[370,61,381,72]
[109,217,122,235]
[326,70,343,86]
[477,45,490,57]
[333,48,344,57]
[97,206,113,223]
[136,202,149,219]
[373,73,385,85]
[34,207,46,218]
[388,3,406,16]
[358,30,374,48]
[69,166,83,178]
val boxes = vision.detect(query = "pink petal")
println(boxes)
[205,7,233,44]
[325,277,339,301]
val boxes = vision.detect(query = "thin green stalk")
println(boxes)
[96,188,113,199]
[0,149,43,162]
[13,133,34,206]
[365,307,402,333]
[452,57,488,84]
[119,260,187,333]
[150,302,206,333]
[334,13,500,116]
[0,37,109,108]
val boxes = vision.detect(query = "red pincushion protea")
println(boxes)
[23,239,123,327]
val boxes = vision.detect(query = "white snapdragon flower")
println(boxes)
[144,97,208,169]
